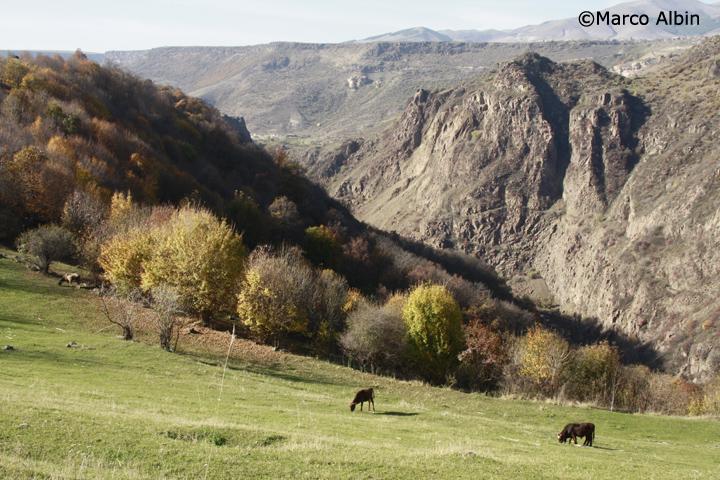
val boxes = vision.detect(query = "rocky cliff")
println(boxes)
[324,37,720,379]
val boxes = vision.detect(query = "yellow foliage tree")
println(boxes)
[99,227,155,293]
[519,325,571,396]
[109,191,134,227]
[236,247,312,343]
[237,270,307,343]
[402,284,464,384]
[140,207,245,322]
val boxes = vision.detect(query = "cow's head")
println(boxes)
[350,402,356,412]
[557,431,567,443]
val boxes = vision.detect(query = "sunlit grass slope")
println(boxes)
[0,257,718,479]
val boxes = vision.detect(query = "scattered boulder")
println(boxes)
[347,75,372,90]
[66,341,78,348]
[710,60,720,78]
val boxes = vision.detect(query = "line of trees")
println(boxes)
[13,191,720,415]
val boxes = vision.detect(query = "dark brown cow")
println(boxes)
[558,423,595,446]
[350,388,375,412]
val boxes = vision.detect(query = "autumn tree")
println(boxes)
[0,58,30,88]
[402,284,464,384]
[140,207,245,323]
[268,196,301,229]
[99,227,156,293]
[519,325,571,397]
[7,146,73,222]
[456,321,507,392]
[237,246,315,344]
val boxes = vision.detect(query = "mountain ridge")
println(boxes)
[359,0,720,43]
[318,37,720,380]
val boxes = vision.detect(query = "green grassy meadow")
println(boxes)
[0,256,718,479]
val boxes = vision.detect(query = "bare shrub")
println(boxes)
[61,189,107,235]
[99,286,142,340]
[614,364,652,412]
[341,300,407,374]
[646,373,698,415]
[150,286,183,352]
[311,269,349,353]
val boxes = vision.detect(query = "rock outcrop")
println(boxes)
[323,37,720,380]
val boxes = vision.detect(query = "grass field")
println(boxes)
[1,256,719,479]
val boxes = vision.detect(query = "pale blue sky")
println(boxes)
[1,0,629,52]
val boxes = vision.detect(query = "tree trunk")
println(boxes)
[122,326,133,341]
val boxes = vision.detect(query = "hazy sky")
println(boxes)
[0,0,636,52]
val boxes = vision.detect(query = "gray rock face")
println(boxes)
[324,37,720,380]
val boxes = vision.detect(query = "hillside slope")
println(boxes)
[1,258,719,479]
[322,37,720,379]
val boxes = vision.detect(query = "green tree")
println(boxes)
[565,341,621,406]
[16,225,76,273]
[402,284,464,384]
[304,225,340,267]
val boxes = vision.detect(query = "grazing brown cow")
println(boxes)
[350,388,375,412]
[558,423,595,446]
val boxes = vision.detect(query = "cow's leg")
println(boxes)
[360,401,363,412]
[572,434,577,445]
[371,398,375,412]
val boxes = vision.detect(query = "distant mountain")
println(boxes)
[360,0,720,43]
[106,40,695,146]
[360,27,453,43]
[436,29,508,42]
